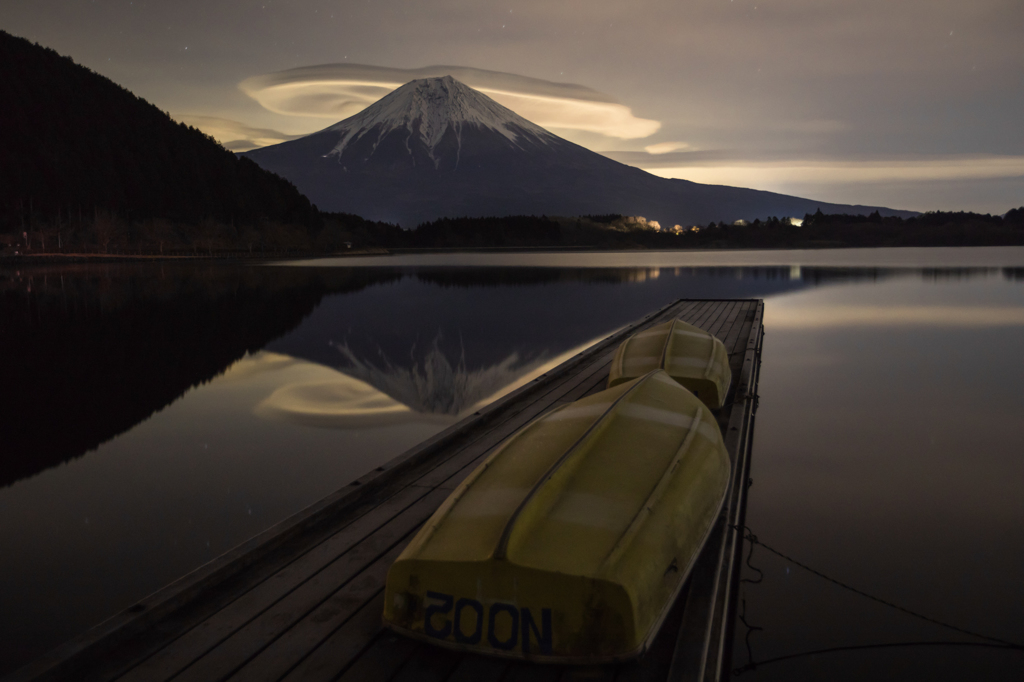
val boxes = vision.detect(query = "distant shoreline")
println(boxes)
[0,248,391,264]
[5,242,1024,266]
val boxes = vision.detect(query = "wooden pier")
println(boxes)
[9,299,764,682]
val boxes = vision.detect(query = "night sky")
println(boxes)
[3,0,1022,213]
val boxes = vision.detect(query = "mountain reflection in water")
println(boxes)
[3,255,1024,678]
[331,336,544,415]
[3,262,1019,490]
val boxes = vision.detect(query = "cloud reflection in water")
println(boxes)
[254,333,606,429]
[251,352,452,429]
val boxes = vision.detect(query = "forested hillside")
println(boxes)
[0,31,332,253]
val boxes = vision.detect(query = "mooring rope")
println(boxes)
[730,524,1022,647]
[737,597,763,667]
[730,524,1024,675]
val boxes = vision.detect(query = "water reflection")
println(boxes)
[734,276,1024,680]
[251,352,454,428]
[331,333,554,415]
[3,257,1024,677]
[0,264,401,488]
[770,304,1024,327]
[1,262,1017,490]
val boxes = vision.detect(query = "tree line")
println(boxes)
[386,209,1024,250]
[9,205,1023,256]
[693,209,1024,249]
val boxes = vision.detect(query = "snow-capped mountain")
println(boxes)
[323,75,556,168]
[243,76,912,227]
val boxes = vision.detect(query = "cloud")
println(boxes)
[176,115,303,152]
[649,158,1024,186]
[602,150,1024,186]
[644,141,691,155]
[238,63,660,140]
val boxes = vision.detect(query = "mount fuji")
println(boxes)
[243,76,911,227]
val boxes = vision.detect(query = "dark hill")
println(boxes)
[0,30,317,236]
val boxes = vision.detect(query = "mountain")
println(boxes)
[243,76,915,227]
[0,30,318,234]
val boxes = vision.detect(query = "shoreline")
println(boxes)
[5,242,1024,265]
[0,248,390,264]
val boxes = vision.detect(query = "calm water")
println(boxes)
[2,248,1023,678]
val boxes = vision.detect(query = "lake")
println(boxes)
[2,248,1023,679]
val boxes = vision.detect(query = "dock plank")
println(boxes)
[560,667,615,682]
[684,301,719,332]
[333,632,417,682]
[706,300,739,339]
[560,364,614,400]
[720,303,750,354]
[680,301,713,328]
[722,298,747,329]
[169,489,448,682]
[229,535,413,682]
[502,663,565,682]
[697,300,729,336]
[709,301,741,340]
[688,300,722,330]
[388,645,465,682]
[442,655,509,682]
[704,305,763,681]
[114,485,435,682]
[670,303,762,682]
[275,591,388,682]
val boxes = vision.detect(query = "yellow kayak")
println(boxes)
[383,370,731,662]
[607,318,732,409]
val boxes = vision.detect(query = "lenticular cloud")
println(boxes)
[239,63,660,140]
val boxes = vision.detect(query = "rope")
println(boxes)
[737,598,763,667]
[731,525,1021,648]
[739,531,763,584]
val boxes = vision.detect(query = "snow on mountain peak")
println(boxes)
[325,76,553,161]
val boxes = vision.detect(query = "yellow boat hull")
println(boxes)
[607,318,732,409]
[383,370,731,662]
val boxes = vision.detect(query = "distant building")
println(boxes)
[622,216,662,231]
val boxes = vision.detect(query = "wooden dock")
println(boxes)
[9,299,764,682]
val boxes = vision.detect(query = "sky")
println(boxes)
[2,0,1022,213]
